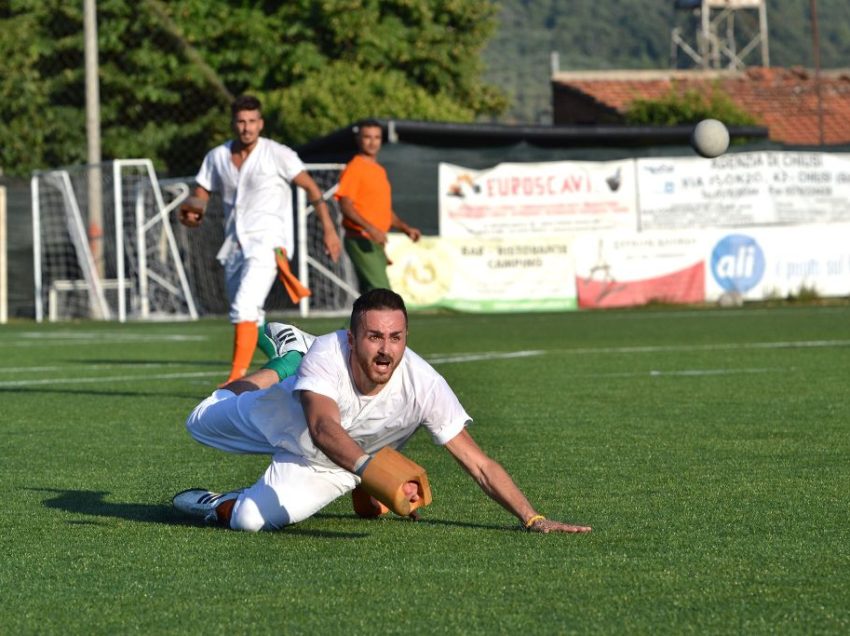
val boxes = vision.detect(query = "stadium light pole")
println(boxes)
[84,0,104,279]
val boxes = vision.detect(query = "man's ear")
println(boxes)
[347,329,354,348]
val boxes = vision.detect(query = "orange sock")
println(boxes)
[223,321,258,384]
[215,499,236,526]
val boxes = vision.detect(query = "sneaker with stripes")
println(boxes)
[262,323,316,358]
[172,488,242,524]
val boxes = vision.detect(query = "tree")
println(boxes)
[624,85,759,126]
[0,0,506,177]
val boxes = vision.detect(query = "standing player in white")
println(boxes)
[179,94,341,385]
[173,288,592,535]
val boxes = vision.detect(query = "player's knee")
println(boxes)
[230,498,266,532]
[184,408,204,441]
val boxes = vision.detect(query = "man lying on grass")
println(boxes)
[173,288,591,535]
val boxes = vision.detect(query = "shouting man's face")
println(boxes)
[348,309,407,396]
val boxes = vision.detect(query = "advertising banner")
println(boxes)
[438,160,637,237]
[572,232,705,308]
[704,224,850,302]
[385,234,577,312]
[637,151,850,230]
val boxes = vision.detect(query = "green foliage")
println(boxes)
[624,85,760,126]
[261,64,477,144]
[0,0,506,176]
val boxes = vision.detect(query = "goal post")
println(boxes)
[296,163,359,317]
[32,159,198,322]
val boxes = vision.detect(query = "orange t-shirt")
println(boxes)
[335,155,392,235]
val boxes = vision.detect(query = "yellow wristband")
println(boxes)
[524,514,546,529]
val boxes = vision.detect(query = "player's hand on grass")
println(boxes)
[527,517,592,534]
[402,480,421,504]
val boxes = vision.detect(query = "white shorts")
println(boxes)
[222,247,277,324]
[185,390,358,531]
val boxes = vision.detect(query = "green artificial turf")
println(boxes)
[1,305,848,634]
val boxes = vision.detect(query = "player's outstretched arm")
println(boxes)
[292,171,341,262]
[444,429,591,534]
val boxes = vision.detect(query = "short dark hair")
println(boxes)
[231,95,262,118]
[353,119,382,135]
[350,288,408,334]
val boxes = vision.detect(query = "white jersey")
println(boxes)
[234,331,471,468]
[195,137,305,260]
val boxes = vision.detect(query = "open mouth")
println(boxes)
[373,356,392,371]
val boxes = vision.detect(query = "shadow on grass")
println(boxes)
[313,512,511,532]
[34,488,369,538]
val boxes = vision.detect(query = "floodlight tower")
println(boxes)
[671,0,770,70]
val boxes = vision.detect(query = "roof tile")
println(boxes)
[552,68,850,145]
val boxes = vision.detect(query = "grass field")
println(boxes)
[2,305,849,634]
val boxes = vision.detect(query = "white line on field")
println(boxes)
[554,339,850,355]
[0,366,63,374]
[427,350,544,365]
[649,367,784,377]
[426,339,850,361]
[0,333,207,347]
[0,371,222,388]
[0,362,203,374]
[1,338,842,386]
[585,367,791,379]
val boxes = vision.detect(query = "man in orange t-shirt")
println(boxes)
[334,120,421,293]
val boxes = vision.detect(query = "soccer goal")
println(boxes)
[295,163,359,317]
[31,159,198,322]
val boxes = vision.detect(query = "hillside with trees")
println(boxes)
[1,1,848,176]
[484,0,850,123]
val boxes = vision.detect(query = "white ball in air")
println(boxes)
[690,119,730,158]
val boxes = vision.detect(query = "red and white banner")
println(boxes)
[572,232,705,308]
[439,160,637,237]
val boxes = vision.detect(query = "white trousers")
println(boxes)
[185,390,358,532]
[222,247,278,324]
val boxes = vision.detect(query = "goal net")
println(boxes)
[32,160,198,321]
[33,160,358,321]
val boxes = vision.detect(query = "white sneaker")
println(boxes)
[172,488,242,523]
[263,323,316,357]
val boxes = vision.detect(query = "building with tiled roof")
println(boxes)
[552,67,850,146]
